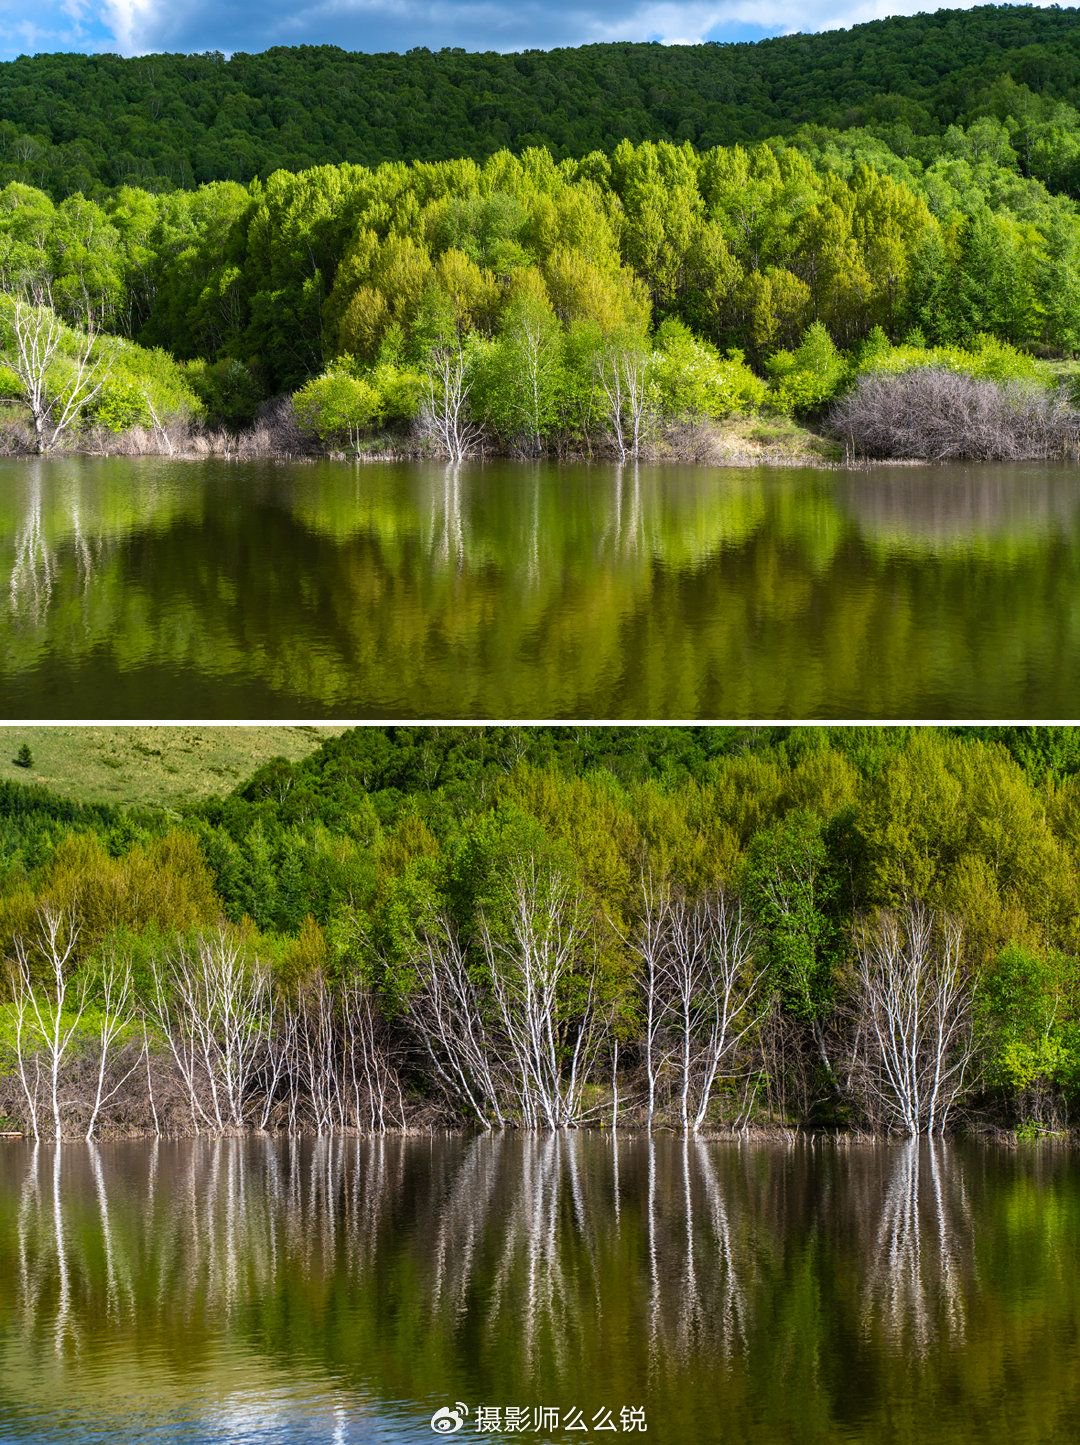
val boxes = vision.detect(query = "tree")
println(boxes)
[594,330,654,461]
[852,902,976,1135]
[293,368,382,454]
[662,889,764,1132]
[13,743,32,769]
[419,342,481,463]
[9,908,85,1141]
[471,293,563,455]
[741,810,840,1062]
[1,284,110,453]
[83,953,141,1142]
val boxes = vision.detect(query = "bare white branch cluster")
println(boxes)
[2,282,111,454]
[8,909,139,1141]
[852,902,976,1135]
[628,882,766,1132]
[595,341,653,461]
[407,859,603,1128]
[419,345,482,462]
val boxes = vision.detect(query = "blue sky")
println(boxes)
[0,0,1056,63]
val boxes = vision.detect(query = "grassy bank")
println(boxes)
[0,726,343,809]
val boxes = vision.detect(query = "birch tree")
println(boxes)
[84,954,141,1141]
[853,903,976,1134]
[481,859,602,1129]
[664,891,765,1132]
[406,915,506,1128]
[626,876,670,1130]
[595,334,653,461]
[420,344,481,463]
[10,909,86,1141]
[150,931,271,1133]
[405,859,604,1129]
[2,284,110,454]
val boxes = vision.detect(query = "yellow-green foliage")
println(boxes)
[652,320,768,420]
[294,369,382,449]
[90,336,203,431]
[857,328,1046,387]
[766,322,850,415]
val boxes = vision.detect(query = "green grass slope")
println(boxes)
[0,727,343,808]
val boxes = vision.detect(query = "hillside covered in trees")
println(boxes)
[4,725,1080,1140]
[7,7,1080,460]
[6,6,1080,196]
[5,123,1080,461]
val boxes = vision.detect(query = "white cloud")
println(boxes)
[101,0,163,53]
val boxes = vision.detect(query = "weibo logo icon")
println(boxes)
[430,1402,469,1434]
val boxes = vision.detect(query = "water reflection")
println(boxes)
[9,466,55,625]
[838,466,1080,553]
[863,1141,972,1354]
[3,1136,1078,1442]
[3,458,1080,717]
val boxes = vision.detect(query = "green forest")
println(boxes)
[4,725,1080,1140]
[5,6,1080,195]
[4,7,1080,459]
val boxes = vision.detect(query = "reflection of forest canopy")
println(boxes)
[4,461,1080,717]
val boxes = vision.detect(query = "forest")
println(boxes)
[6,9,1080,459]
[7,9,1080,459]
[5,118,1080,460]
[3,724,1080,1141]
[5,6,1080,195]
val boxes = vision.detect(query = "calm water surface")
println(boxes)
[3,456,1080,718]
[0,1134,1078,1443]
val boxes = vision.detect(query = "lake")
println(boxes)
[1,1134,1078,1443]
[3,456,1080,718]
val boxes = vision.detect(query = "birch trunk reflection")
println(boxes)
[0,1135,1039,1444]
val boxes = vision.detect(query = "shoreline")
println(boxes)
[0,1122,1065,1147]
[0,440,1017,471]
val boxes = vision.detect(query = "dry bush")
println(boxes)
[0,416,33,454]
[828,367,1080,461]
[82,421,197,457]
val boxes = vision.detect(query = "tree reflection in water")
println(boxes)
[6,457,1080,717]
[9,465,55,625]
[863,1141,972,1354]
[2,1131,1079,1441]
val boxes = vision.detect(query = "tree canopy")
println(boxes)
[6,8,1080,197]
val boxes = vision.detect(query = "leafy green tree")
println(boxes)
[978,945,1080,1126]
[470,292,563,453]
[740,810,841,1054]
[766,322,848,415]
[293,370,383,453]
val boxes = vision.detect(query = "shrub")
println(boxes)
[90,376,152,433]
[828,367,1080,461]
[293,370,383,453]
[652,320,768,419]
[367,361,425,427]
[766,322,848,415]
